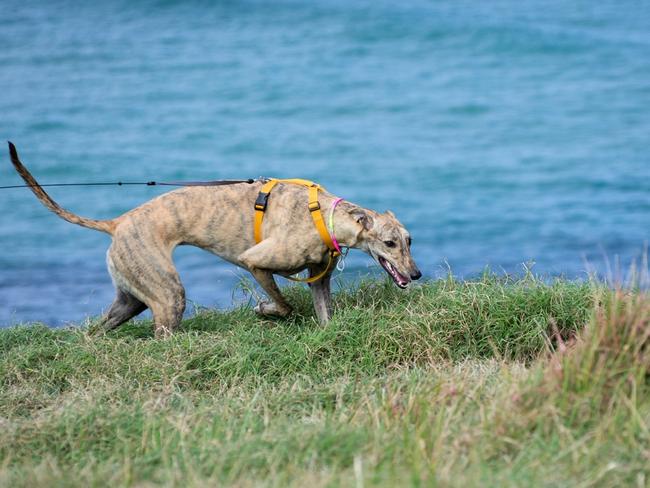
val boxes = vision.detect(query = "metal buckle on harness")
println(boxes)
[308,201,321,212]
[254,192,269,211]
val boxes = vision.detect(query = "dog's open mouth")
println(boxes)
[378,256,410,289]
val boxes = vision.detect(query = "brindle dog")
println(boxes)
[8,143,421,337]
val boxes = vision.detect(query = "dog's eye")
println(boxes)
[407,237,412,247]
[384,240,396,248]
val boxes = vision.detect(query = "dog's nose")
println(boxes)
[411,269,422,280]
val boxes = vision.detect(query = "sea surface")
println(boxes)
[1,0,648,326]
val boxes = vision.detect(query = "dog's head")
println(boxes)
[348,207,422,288]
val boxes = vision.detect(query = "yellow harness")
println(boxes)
[253,178,340,283]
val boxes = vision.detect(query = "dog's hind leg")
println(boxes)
[107,243,186,338]
[149,298,186,338]
[99,288,147,333]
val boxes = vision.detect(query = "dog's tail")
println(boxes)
[8,142,116,235]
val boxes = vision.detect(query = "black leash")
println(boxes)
[0,179,256,190]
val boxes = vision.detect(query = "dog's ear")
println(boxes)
[385,210,396,219]
[349,208,374,231]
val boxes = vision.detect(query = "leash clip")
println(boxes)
[336,247,350,272]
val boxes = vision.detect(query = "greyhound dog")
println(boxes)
[8,143,421,337]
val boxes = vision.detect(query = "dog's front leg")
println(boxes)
[248,268,293,317]
[308,263,335,325]
[239,239,295,318]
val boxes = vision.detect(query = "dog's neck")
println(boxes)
[329,203,374,251]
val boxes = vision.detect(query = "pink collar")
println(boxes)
[328,197,344,254]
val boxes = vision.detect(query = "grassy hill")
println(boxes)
[1,275,648,487]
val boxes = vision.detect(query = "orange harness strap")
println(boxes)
[307,184,338,252]
[253,178,340,283]
[253,179,280,244]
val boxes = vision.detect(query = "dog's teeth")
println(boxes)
[380,257,409,288]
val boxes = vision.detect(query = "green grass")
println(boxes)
[0,274,648,487]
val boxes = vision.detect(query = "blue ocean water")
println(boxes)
[1,0,648,326]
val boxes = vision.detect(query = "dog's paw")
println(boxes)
[254,302,292,318]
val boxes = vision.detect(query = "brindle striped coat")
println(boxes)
[9,143,421,337]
